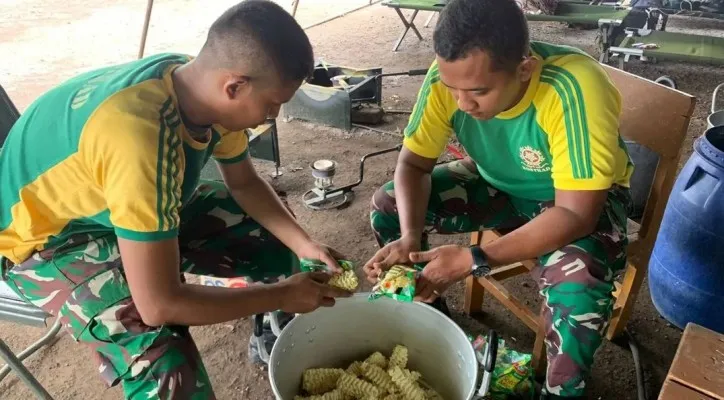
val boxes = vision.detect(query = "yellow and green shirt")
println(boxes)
[0,53,249,264]
[404,41,633,201]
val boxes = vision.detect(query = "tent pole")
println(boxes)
[138,0,154,59]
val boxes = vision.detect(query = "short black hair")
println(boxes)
[433,0,529,71]
[202,0,314,82]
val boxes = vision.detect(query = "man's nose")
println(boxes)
[457,94,477,113]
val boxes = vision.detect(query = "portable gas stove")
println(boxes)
[302,144,402,210]
[282,61,427,130]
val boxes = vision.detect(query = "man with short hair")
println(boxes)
[364,0,632,398]
[0,1,351,398]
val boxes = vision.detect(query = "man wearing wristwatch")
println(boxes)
[362,0,632,398]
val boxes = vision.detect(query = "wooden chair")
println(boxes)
[463,65,697,376]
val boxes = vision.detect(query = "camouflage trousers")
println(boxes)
[370,159,631,397]
[2,180,298,400]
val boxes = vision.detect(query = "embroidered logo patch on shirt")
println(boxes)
[519,146,551,172]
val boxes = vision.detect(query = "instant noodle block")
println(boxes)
[300,259,359,292]
[295,345,442,399]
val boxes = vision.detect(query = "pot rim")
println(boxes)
[267,292,480,400]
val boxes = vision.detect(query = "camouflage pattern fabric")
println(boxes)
[370,159,631,397]
[1,180,298,399]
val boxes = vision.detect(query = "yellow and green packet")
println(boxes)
[368,265,417,302]
[300,258,359,292]
[469,334,535,400]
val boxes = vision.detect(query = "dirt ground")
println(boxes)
[1,1,723,399]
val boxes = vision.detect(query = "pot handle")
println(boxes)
[713,83,724,114]
[473,330,499,400]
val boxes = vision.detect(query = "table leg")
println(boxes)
[392,9,422,51]
[424,11,436,27]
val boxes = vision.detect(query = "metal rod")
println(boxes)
[138,0,154,59]
[335,144,402,194]
[351,124,402,137]
[291,0,300,18]
[0,317,61,382]
[0,339,53,399]
[424,11,436,27]
[302,0,382,30]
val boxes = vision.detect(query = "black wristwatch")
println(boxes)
[470,245,491,278]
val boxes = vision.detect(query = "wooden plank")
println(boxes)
[470,231,483,246]
[489,263,529,281]
[607,262,645,340]
[532,322,547,379]
[658,379,716,400]
[479,277,539,331]
[602,64,696,159]
[464,275,485,315]
[667,323,724,400]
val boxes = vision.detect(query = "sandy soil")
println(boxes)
[1,1,723,399]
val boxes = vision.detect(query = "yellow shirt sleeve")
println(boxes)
[212,127,250,164]
[538,56,622,191]
[80,95,183,241]
[402,61,457,159]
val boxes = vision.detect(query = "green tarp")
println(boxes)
[382,0,632,23]
[381,0,443,12]
[618,29,724,63]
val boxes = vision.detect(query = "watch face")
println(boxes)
[472,265,489,278]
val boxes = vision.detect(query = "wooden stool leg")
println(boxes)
[533,317,547,379]
[606,262,644,340]
[464,231,485,315]
[464,275,485,315]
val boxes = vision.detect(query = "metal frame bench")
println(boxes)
[1,84,59,399]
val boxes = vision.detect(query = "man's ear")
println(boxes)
[224,75,251,100]
[517,56,538,82]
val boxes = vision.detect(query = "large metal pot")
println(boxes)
[268,294,481,400]
[708,83,724,130]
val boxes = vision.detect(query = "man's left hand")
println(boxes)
[295,240,346,274]
[409,245,473,303]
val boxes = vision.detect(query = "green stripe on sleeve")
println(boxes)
[541,66,593,179]
[155,99,172,231]
[548,65,593,178]
[163,126,181,232]
[114,226,179,242]
[404,64,440,138]
[214,148,249,164]
[540,72,582,179]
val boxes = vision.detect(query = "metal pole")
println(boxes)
[291,0,300,18]
[0,318,62,382]
[0,339,53,400]
[138,0,154,59]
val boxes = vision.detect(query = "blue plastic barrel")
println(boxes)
[649,125,724,333]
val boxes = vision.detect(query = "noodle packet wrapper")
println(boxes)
[469,334,535,399]
[299,258,359,292]
[368,265,417,302]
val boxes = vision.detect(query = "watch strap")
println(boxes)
[470,245,491,277]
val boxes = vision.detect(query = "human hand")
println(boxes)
[276,271,353,314]
[410,245,473,303]
[294,240,346,273]
[362,235,421,283]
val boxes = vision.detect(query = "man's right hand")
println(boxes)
[276,271,353,314]
[362,235,421,283]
